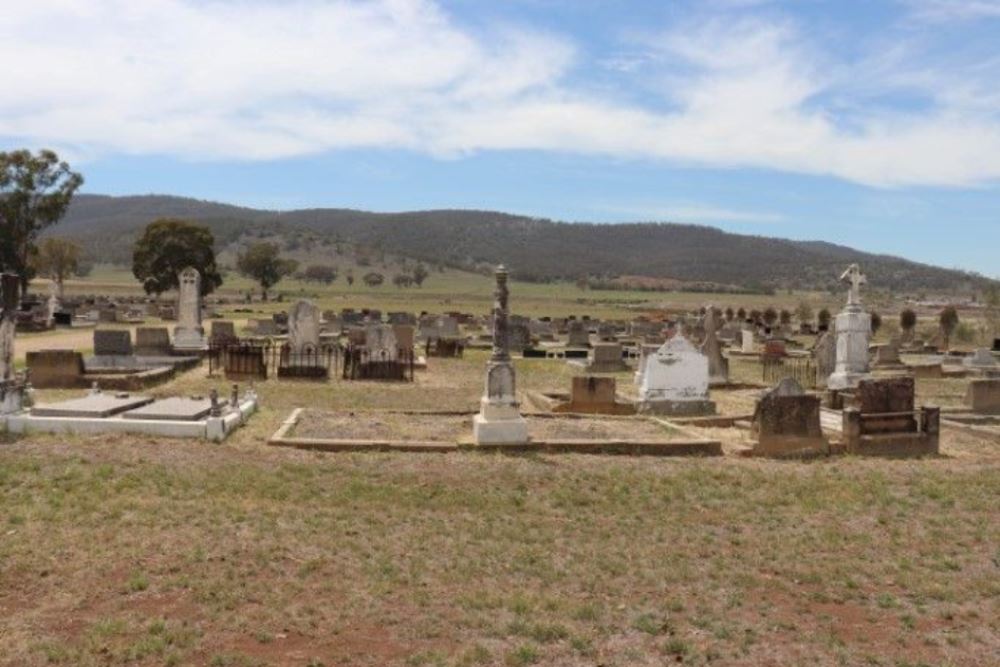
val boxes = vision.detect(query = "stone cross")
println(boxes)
[490,265,511,363]
[841,263,866,307]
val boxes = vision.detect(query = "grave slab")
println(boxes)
[32,393,154,418]
[124,397,222,421]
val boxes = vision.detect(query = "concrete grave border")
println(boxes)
[268,408,722,456]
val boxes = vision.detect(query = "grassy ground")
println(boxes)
[3,272,998,666]
[3,344,1000,666]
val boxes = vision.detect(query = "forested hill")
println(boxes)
[55,194,989,293]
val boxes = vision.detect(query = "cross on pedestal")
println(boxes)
[840,263,866,307]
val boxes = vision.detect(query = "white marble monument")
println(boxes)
[288,300,320,352]
[173,267,207,351]
[827,264,872,390]
[637,335,716,416]
[473,265,529,445]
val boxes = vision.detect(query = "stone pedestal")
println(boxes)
[827,306,871,390]
[474,360,529,444]
[474,266,529,446]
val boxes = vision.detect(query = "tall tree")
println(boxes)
[939,306,959,350]
[0,149,83,292]
[899,308,917,339]
[412,262,429,287]
[132,219,222,296]
[32,237,81,298]
[236,242,297,301]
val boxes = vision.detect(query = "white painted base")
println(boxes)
[473,413,529,445]
[4,394,258,442]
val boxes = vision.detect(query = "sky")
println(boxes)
[1,0,999,276]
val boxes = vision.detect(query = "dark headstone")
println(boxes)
[93,329,133,356]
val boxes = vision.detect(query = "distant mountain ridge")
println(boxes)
[55,194,989,293]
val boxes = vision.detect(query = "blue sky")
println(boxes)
[2,0,999,276]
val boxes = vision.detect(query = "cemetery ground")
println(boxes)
[2,271,999,666]
[2,346,999,666]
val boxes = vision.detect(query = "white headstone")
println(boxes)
[173,267,206,350]
[638,335,716,415]
[288,300,320,353]
[828,265,871,390]
[741,329,755,354]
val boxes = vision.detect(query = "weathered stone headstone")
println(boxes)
[94,329,133,356]
[26,350,86,388]
[700,308,729,386]
[567,320,590,348]
[173,267,206,351]
[828,264,871,389]
[392,324,415,351]
[288,300,320,353]
[135,327,172,356]
[474,265,529,445]
[364,324,399,356]
[637,335,716,416]
[0,273,18,380]
[207,320,234,341]
[814,330,836,387]
[964,379,1000,414]
[741,329,755,354]
[751,378,827,458]
[586,342,627,373]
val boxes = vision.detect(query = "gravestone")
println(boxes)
[828,264,871,389]
[700,308,729,386]
[365,324,399,356]
[94,329,133,356]
[751,378,827,458]
[814,331,837,387]
[741,329,755,354]
[567,320,590,348]
[964,348,999,371]
[392,324,415,351]
[209,320,236,342]
[637,335,716,416]
[964,379,1000,414]
[287,300,320,353]
[872,338,904,369]
[474,265,529,445]
[253,319,278,336]
[507,321,531,353]
[135,327,172,356]
[553,376,632,415]
[586,342,627,372]
[173,267,206,351]
[0,273,18,380]
[26,350,85,388]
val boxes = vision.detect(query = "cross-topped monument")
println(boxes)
[828,263,872,390]
[840,263,866,308]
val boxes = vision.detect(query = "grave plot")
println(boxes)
[4,386,258,442]
[269,408,721,456]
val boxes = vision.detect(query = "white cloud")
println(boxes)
[903,0,1000,20]
[1,0,1000,189]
